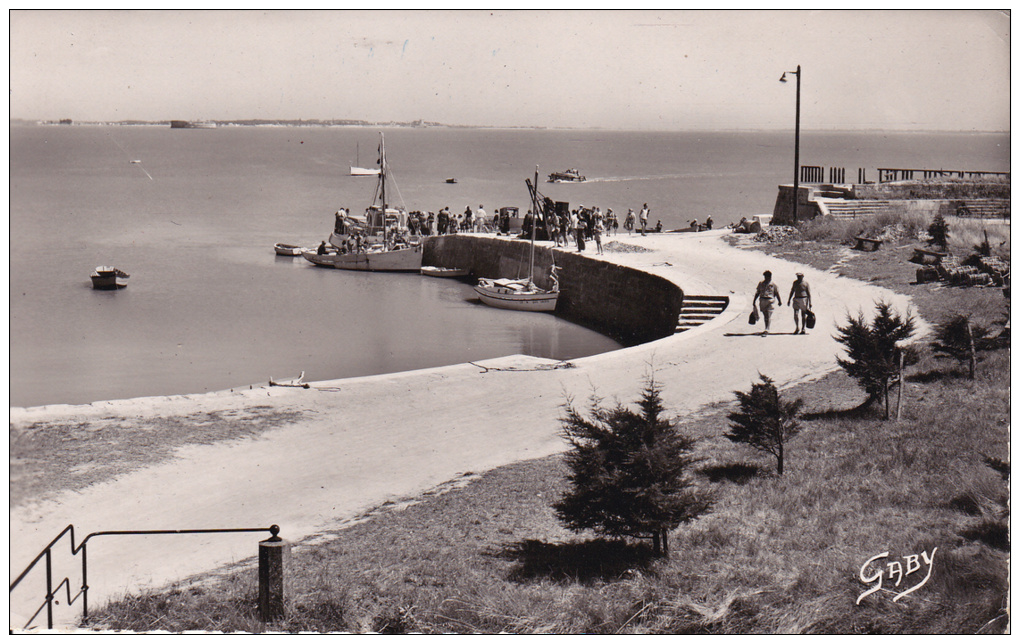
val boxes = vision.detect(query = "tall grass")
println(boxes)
[795,211,1010,260]
[795,210,933,244]
[945,217,1011,260]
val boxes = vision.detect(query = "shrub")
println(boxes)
[932,314,994,379]
[725,374,803,475]
[555,377,712,556]
[834,301,916,419]
[927,213,950,250]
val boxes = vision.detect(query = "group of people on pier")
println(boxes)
[326,199,671,255]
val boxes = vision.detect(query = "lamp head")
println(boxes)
[779,72,787,83]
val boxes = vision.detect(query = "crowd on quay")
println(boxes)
[326,200,712,255]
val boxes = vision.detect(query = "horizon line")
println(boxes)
[10,118,1010,135]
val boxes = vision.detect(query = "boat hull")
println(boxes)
[350,166,381,176]
[91,275,127,290]
[301,249,342,267]
[474,282,558,312]
[332,245,423,272]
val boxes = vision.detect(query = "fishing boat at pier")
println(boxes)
[304,133,422,272]
[475,168,560,312]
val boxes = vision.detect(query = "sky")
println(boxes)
[8,10,1011,131]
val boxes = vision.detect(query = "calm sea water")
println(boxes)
[9,125,1009,407]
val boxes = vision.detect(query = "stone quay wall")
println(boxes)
[423,235,683,344]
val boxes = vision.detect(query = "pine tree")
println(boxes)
[726,374,803,475]
[834,301,916,419]
[932,314,992,379]
[927,213,950,250]
[554,378,711,557]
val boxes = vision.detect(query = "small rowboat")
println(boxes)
[274,243,304,256]
[421,266,470,278]
[445,178,458,184]
[91,266,129,290]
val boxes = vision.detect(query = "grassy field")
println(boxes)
[86,215,1010,633]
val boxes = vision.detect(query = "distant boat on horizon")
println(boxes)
[350,142,381,176]
[170,120,216,129]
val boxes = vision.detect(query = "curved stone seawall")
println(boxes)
[423,235,683,344]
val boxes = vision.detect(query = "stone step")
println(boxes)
[676,295,729,332]
[680,311,721,319]
[682,300,728,308]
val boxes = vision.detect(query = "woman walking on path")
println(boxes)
[788,272,812,334]
[625,209,636,234]
[752,270,782,336]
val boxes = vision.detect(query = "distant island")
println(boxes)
[12,117,546,130]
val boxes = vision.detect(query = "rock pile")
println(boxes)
[753,225,799,244]
[603,241,652,253]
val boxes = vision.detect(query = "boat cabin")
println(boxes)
[364,206,409,235]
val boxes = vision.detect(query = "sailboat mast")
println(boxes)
[379,133,387,245]
[529,165,538,283]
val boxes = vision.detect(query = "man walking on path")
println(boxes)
[788,272,812,334]
[639,203,650,236]
[752,270,782,335]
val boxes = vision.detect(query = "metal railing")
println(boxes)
[877,168,1010,183]
[10,523,280,630]
[797,166,1009,185]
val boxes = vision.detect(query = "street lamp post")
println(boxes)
[780,65,801,226]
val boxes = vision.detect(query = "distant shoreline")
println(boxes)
[9,119,1009,135]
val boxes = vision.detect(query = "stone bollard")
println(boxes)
[258,525,289,622]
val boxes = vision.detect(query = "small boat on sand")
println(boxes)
[269,371,310,389]
[274,243,304,256]
[91,266,129,290]
[445,178,458,184]
[421,266,470,278]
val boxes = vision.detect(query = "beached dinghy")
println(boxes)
[90,266,130,290]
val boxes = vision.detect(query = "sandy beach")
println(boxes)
[9,231,926,628]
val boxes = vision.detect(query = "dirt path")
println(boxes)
[9,231,926,628]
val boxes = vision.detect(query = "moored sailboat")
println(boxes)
[474,167,560,312]
[349,141,381,176]
[303,132,422,272]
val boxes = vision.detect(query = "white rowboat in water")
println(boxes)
[274,243,304,256]
[421,266,470,278]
